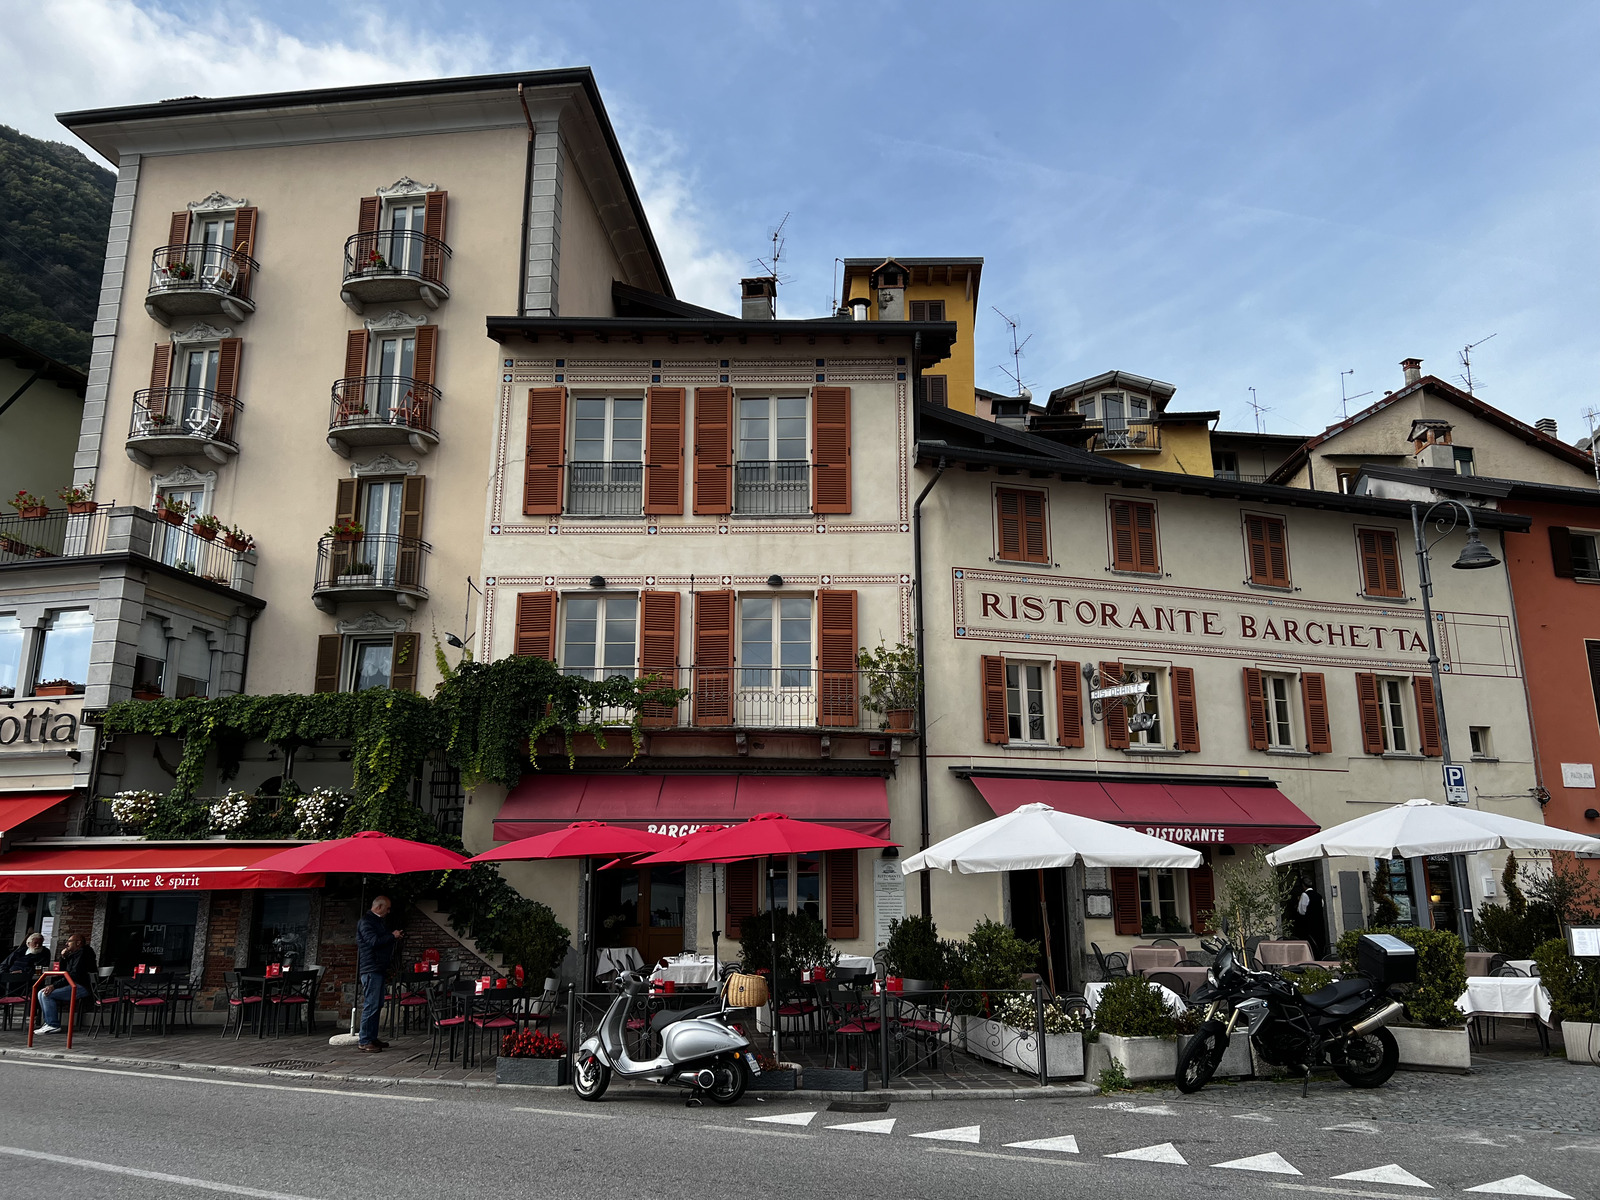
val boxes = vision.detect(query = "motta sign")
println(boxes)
[0,698,81,751]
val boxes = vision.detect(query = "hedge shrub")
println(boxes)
[1336,925,1465,1027]
[1092,976,1177,1039]
[1532,938,1600,1023]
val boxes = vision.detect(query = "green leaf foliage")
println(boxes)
[1336,925,1466,1027]
[882,914,963,983]
[1091,976,1178,1039]
[737,908,836,994]
[954,917,1039,993]
[1532,937,1600,1024]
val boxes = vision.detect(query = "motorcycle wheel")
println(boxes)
[707,1054,749,1106]
[1175,1019,1230,1094]
[572,1050,611,1101]
[1334,1027,1398,1089]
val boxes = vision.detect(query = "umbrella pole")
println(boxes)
[710,864,720,973]
[769,856,781,1061]
[1037,868,1057,996]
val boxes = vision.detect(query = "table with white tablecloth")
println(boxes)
[593,947,644,980]
[649,955,719,988]
[1456,976,1554,1054]
[1085,979,1187,1014]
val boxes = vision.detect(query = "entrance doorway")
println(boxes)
[1425,855,1463,937]
[1008,868,1069,992]
[594,863,686,964]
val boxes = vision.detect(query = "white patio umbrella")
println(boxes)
[1266,798,1600,864]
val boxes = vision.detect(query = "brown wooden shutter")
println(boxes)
[725,861,757,940]
[812,385,852,514]
[343,328,369,393]
[638,590,681,728]
[522,386,568,516]
[230,207,257,300]
[643,387,685,515]
[824,849,859,940]
[1022,491,1047,563]
[1056,660,1083,748]
[908,300,927,321]
[1109,499,1135,570]
[692,386,733,515]
[1355,672,1385,754]
[1359,529,1403,597]
[1133,501,1160,573]
[1414,674,1443,757]
[147,343,173,419]
[314,635,342,693]
[1242,667,1269,751]
[1111,867,1141,935]
[1265,516,1289,585]
[1187,864,1216,935]
[817,589,858,727]
[996,489,1022,560]
[924,375,948,408]
[1101,661,1129,749]
[513,592,558,660]
[927,300,946,321]
[997,488,1047,563]
[354,196,381,275]
[165,211,190,265]
[397,476,425,588]
[1587,641,1600,730]
[1302,671,1333,754]
[357,196,381,234]
[421,191,448,282]
[390,633,420,693]
[1247,515,1287,586]
[1550,526,1576,578]
[981,654,1008,745]
[1173,665,1200,752]
[213,339,242,441]
[412,325,438,386]
[692,590,735,725]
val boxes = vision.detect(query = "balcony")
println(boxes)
[340,230,451,313]
[580,667,902,734]
[313,533,429,612]
[327,377,440,457]
[1213,471,1268,484]
[126,387,242,466]
[145,244,259,326]
[150,517,251,588]
[567,461,643,516]
[1084,420,1162,454]
[0,507,111,563]
[734,460,810,516]
[0,507,253,592]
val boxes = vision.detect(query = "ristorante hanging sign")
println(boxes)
[951,567,1443,670]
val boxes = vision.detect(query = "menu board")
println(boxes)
[1569,927,1600,958]
[873,858,906,950]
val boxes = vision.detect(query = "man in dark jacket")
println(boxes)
[356,896,403,1052]
[34,933,96,1033]
[2,933,48,976]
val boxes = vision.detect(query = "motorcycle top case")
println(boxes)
[1356,933,1417,985]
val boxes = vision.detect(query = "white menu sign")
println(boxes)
[873,858,906,950]
[1561,763,1596,789]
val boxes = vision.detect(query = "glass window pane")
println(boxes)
[37,610,93,689]
[602,596,636,675]
[353,641,392,691]
[2,614,27,696]
[564,597,598,673]
[740,397,770,460]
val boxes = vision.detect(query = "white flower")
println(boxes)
[108,789,160,830]
[290,787,347,839]
[208,790,255,832]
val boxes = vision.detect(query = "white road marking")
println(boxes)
[1465,1177,1573,1198]
[1271,1184,1427,1200]
[510,1107,616,1120]
[1005,1135,1080,1154]
[926,1148,1084,1167]
[747,1111,818,1126]
[1324,1122,1384,1135]
[1106,1142,1188,1164]
[826,1117,896,1135]
[1092,1101,1176,1115]
[1334,1165,1433,1189]
[1234,1113,1276,1122]
[910,1125,981,1144]
[1214,1151,1302,1175]
[0,1146,324,1200]
[705,1124,812,1139]
[0,1059,432,1101]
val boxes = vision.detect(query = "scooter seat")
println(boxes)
[1300,977,1372,1013]
[651,999,721,1032]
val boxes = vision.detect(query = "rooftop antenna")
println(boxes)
[1247,386,1272,434]
[1584,406,1600,486]
[754,212,792,283]
[1456,333,1497,395]
[991,307,1032,395]
[1339,369,1372,420]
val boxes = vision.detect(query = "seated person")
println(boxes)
[1,933,49,976]
[33,933,97,1034]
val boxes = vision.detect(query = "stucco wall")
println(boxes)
[554,153,626,318]
[0,360,82,501]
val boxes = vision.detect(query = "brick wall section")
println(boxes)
[56,895,97,949]
[196,892,243,1012]
[314,895,493,1017]
[0,895,17,950]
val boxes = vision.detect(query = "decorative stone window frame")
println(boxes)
[171,321,233,346]
[348,453,419,479]
[363,309,425,333]
[375,177,438,201]
[189,191,248,215]
[336,610,410,635]
[150,463,218,513]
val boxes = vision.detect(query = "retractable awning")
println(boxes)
[0,792,70,834]
[0,845,324,892]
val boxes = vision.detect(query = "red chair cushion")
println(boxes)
[835,1020,881,1034]
[777,1003,816,1016]
[400,996,428,1005]
[271,995,309,1004]
[435,1016,466,1027]
[134,998,166,1006]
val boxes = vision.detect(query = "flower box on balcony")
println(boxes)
[886,708,915,732]
[35,683,81,698]
[158,507,188,526]
[67,502,98,516]
[132,688,164,702]
[336,573,376,587]
[192,523,218,541]
[0,536,26,555]
[17,506,48,520]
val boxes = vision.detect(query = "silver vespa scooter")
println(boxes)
[572,968,757,1104]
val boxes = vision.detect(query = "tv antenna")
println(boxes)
[754,212,792,284]
[1247,386,1272,434]
[1339,369,1372,420]
[991,307,1032,395]
[1584,406,1600,486]
[1457,333,1497,395]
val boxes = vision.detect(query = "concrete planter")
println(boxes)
[1560,1021,1600,1064]
[960,1015,1084,1079]
[802,1067,868,1091]
[1179,1031,1254,1079]
[749,1068,797,1091]
[1391,1025,1471,1072]
[1098,1033,1179,1083]
[495,1056,569,1086]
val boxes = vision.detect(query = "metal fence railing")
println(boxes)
[581,666,893,732]
[343,229,451,286]
[567,461,644,517]
[147,242,259,302]
[0,507,111,563]
[1086,420,1162,453]
[734,460,810,515]
[314,533,430,597]
[329,376,439,439]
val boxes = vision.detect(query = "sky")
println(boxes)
[4,0,1599,441]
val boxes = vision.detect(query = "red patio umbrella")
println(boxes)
[251,830,470,874]
[464,821,675,864]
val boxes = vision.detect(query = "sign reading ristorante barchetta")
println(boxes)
[952,568,1442,669]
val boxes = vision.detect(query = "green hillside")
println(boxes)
[0,125,115,370]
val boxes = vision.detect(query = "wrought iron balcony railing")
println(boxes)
[0,507,111,563]
[344,229,451,285]
[734,460,810,516]
[147,243,259,303]
[328,376,439,450]
[567,461,643,516]
[313,533,429,606]
[128,387,241,459]
[1084,420,1162,453]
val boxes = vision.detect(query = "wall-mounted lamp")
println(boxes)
[1586,808,1599,821]
[589,575,606,589]
[767,575,784,587]
[881,846,899,858]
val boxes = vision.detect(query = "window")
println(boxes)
[156,483,207,570]
[192,213,235,282]
[1125,668,1163,746]
[908,299,945,322]
[174,630,212,699]
[251,891,313,972]
[369,332,415,422]
[0,614,21,698]
[174,343,220,430]
[34,609,92,694]
[385,199,427,275]
[1551,527,1600,581]
[133,616,167,700]
[1379,677,1410,753]
[1264,674,1295,748]
[739,596,811,689]
[736,395,808,515]
[1469,726,1494,758]
[316,632,418,694]
[1357,528,1404,597]
[920,374,949,407]
[105,895,198,976]
[360,479,404,584]
[562,594,638,681]
[350,639,395,691]
[1245,513,1290,587]
[569,396,644,515]
[1108,498,1160,574]
[1213,451,1239,480]
[1139,868,1182,933]
[1005,662,1048,742]
[1453,447,1475,476]
[1079,396,1095,420]
[795,853,821,922]
[995,487,1049,563]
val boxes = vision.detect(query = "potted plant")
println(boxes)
[191,513,223,541]
[748,1052,798,1091]
[1084,976,1179,1083]
[9,490,48,519]
[223,525,255,553]
[858,638,922,731]
[337,561,375,583]
[365,248,391,273]
[164,260,196,283]
[496,1028,569,1085]
[109,789,160,834]
[1335,926,1469,1070]
[35,678,82,697]
[1531,937,1600,1063]
[157,497,192,525]
[328,518,364,544]
[131,684,164,701]
[58,483,96,515]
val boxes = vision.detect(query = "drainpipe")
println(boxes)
[912,455,947,920]
[516,84,535,319]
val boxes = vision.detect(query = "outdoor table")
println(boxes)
[1255,940,1315,966]
[1506,959,1539,976]
[594,947,644,980]
[1456,977,1553,1053]
[1465,951,1496,978]
[835,954,876,974]
[649,955,718,987]
[122,972,178,1038]
[1129,946,1184,972]
[1141,965,1209,996]
[1085,979,1187,1014]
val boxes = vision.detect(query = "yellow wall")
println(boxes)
[848,273,977,414]
[0,360,82,501]
[1099,422,1214,476]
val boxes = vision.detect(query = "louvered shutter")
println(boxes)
[981,655,1008,745]
[1265,516,1289,585]
[725,861,757,940]
[1187,864,1216,935]
[644,387,685,515]
[996,489,1022,560]
[1101,661,1129,749]
[1173,666,1200,752]
[332,479,359,577]
[1110,500,1136,570]
[812,386,852,514]
[314,635,342,693]
[421,191,448,283]
[165,211,190,265]
[412,326,438,386]
[230,207,257,300]
[1133,501,1160,573]
[355,196,381,275]
[817,589,858,727]
[522,386,567,516]
[513,592,558,660]
[824,849,859,940]
[146,343,173,419]
[1242,668,1269,751]
[1355,673,1385,754]
[1056,660,1083,748]
[1550,527,1576,578]
[213,339,242,441]
[692,590,735,725]
[1588,641,1600,728]
[357,197,381,233]
[1378,531,1403,596]
[1111,867,1141,936]
[908,300,927,322]
[692,386,733,515]
[339,329,369,417]
[390,633,420,693]
[1246,516,1271,584]
[397,476,425,588]
[927,300,946,321]
[638,590,681,728]
[1414,674,1443,757]
[1360,529,1403,597]
[1302,672,1332,754]
[924,375,948,408]
[1022,491,1048,563]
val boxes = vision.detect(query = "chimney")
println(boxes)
[1401,358,1423,386]
[740,276,776,320]
[1537,418,1559,439]
[846,296,871,321]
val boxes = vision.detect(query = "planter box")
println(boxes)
[1561,1021,1599,1064]
[960,1015,1084,1079]
[34,685,79,697]
[1179,1031,1253,1079]
[336,574,376,586]
[495,1056,569,1086]
[749,1068,797,1091]
[66,502,97,515]
[1391,1025,1471,1072]
[1099,1033,1179,1083]
[801,1067,867,1091]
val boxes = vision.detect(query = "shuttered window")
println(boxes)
[1110,867,1141,935]
[638,590,681,728]
[1357,528,1404,598]
[1100,661,1129,749]
[421,191,448,283]
[921,375,949,407]
[811,386,851,514]
[313,633,419,693]
[231,207,258,300]
[412,325,438,390]
[1355,672,1385,754]
[817,589,858,727]
[824,849,859,940]
[1173,666,1200,753]
[390,633,421,693]
[1302,672,1332,754]
[313,635,341,694]
[1413,674,1443,757]
[1588,642,1600,731]
[908,300,946,322]
[1056,660,1084,748]
[513,592,558,660]
[980,655,1008,745]
[692,386,734,515]
[146,343,174,420]
[396,476,426,589]
[165,211,191,260]
[692,590,736,725]
[522,387,568,516]
[643,387,686,515]
[1242,668,1269,751]
[1109,498,1160,574]
[1187,865,1216,935]
[725,860,757,940]
[214,339,243,406]
[996,488,1049,564]
[1245,513,1290,587]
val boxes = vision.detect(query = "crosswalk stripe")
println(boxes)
[1334,1165,1433,1188]
[1214,1152,1301,1175]
[910,1126,980,1144]
[1465,1177,1572,1198]
[1005,1135,1080,1154]
[1106,1142,1187,1164]
[826,1117,896,1135]
[747,1111,818,1126]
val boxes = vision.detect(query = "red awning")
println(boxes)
[0,792,70,834]
[494,774,891,841]
[0,846,325,893]
[967,775,1318,845]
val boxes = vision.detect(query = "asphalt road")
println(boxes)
[2,1058,1596,1200]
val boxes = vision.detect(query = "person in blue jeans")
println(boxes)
[356,895,403,1052]
[34,933,96,1034]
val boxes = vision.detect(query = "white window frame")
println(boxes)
[1122,664,1166,747]
[737,594,814,725]
[33,608,94,696]
[1004,660,1050,744]
[568,393,646,516]
[559,593,639,683]
[736,393,810,463]
[0,612,23,699]
[346,636,395,693]
[1263,672,1298,749]
[1138,867,1185,932]
[1377,675,1412,754]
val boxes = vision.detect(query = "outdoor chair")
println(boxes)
[1148,937,1182,948]
[1146,970,1191,998]
[775,986,820,1048]
[1091,944,1130,981]
[220,971,262,1040]
[267,970,316,1037]
[1488,954,1508,975]
[426,988,466,1068]
[892,989,953,1076]
[171,974,199,1029]
[125,974,174,1037]
[0,970,30,1031]
[1493,965,1529,976]
[818,982,879,1070]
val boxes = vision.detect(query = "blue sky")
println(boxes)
[7,1,1599,440]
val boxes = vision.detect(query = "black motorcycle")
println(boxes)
[1175,933,1404,1094]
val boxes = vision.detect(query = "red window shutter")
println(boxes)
[1173,665,1200,752]
[1056,660,1083,748]
[1265,516,1289,585]
[1111,867,1141,936]
[1413,674,1443,757]
[1022,491,1048,563]
[1355,672,1385,754]
[1133,501,1160,573]
[1101,661,1129,749]
[357,196,380,234]
[165,211,190,263]
[817,589,858,727]
[812,385,852,514]
[1109,499,1135,571]
[1550,526,1576,578]
[314,635,342,693]
[1360,529,1403,597]
[638,590,681,728]
[412,325,438,387]
[692,590,735,725]
[824,849,859,940]
[1242,667,1269,751]
[644,387,685,515]
[692,386,733,515]
[1246,515,1270,584]
[1302,671,1333,754]
[996,489,1023,560]
[390,633,420,693]
[397,476,426,588]
[421,191,448,283]
[725,861,757,940]
[523,386,567,516]
[514,592,558,660]
[981,654,1008,745]
[1187,864,1216,934]
[147,343,173,419]
[230,207,257,300]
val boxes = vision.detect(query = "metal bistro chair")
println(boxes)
[1148,937,1183,948]
[267,970,317,1038]
[1091,943,1130,981]
[221,971,263,1039]
[819,981,880,1071]
[125,973,175,1037]
[1146,970,1192,999]
[426,986,467,1068]
[0,970,31,1031]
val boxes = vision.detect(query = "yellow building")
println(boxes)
[1040,369,1217,476]
[841,257,981,413]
